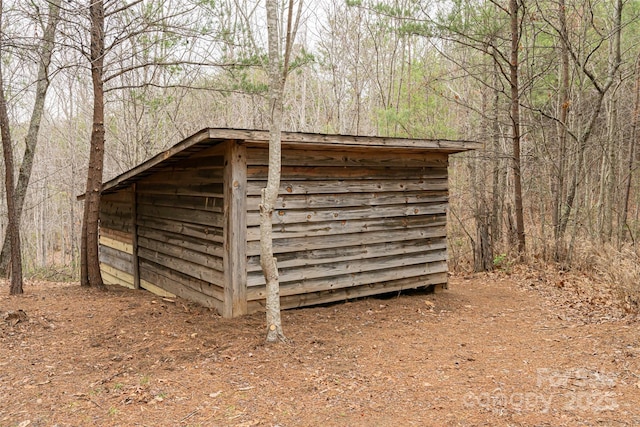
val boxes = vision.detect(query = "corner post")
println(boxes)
[223,141,248,317]
[131,183,140,289]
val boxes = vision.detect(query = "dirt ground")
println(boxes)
[1,266,639,427]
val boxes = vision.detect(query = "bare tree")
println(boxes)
[554,0,623,249]
[0,0,62,277]
[509,0,525,255]
[620,52,640,245]
[261,0,303,343]
[80,0,107,288]
[78,0,217,287]
[0,0,23,294]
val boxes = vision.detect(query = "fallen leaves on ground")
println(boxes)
[1,271,639,426]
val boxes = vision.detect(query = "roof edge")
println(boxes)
[79,127,482,198]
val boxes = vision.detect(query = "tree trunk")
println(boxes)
[553,0,570,260]
[491,56,502,252]
[0,0,61,277]
[81,0,106,289]
[473,79,494,272]
[474,201,493,272]
[620,53,640,245]
[0,0,23,295]
[261,0,286,343]
[509,0,525,255]
[598,93,617,242]
[556,0,622,245]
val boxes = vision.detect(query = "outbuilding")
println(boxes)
[98,128,480,317]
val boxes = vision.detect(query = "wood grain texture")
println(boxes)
[246,249,447,287]
[246,147,449,167]
[139,259,223,312]
[98,132,467,316]
[99,245,133,274]
[131,184,140,289]
[223,141,248,317]
[100,263,134,288]
[247,266,449,305]
[99,235,133,255]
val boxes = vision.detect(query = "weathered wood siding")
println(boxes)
[244,145,449,312]
[99,189,135,288]
[133,145,227,312]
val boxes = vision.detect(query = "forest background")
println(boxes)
[1,0,639,309]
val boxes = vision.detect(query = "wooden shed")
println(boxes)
[98,128,480,317]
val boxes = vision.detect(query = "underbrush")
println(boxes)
[26,264,78,282]
[449,235,640,315]
[572,242,640,314]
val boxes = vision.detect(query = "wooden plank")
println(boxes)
[246,261,448,300]
[246,147,449,168]
[167,153,225,170]
[138,169,224,185]
[245,191,448,211]
[246,238,447,273]
[100,201,133,217]
[136,181,224,197]
[100,263,135,288]
[247,165,447,181]
[139,260,224,307]
[99,220,132,234]
[137,203,224,228]
[140,259,224,301]
[208,129,481,151]
[100,207,133,220]
[140,280,176,298]
[101,188,134,203]
[268,129,481,150]
[246,201,447,227]
[103,270,129,287]
[137,227,224,258]
[138,236,224,272]
[223,141,248,318]
[132,184,140,289]
[183,142,227,159]
[246,224,447,256]
[99,246,133,275]
[138,247,224,286]
[101,129,216,194]
[137,216,223,243]
[246,214,446,242]
[271,272,448,311]
[137,193,224,212]
[99,227,132,243]
[99,235,133,254]
[102,270,118,286]
[100,129,478,197]
[246,178,447,196]
[99,212,133,230]
[246,248,447,287]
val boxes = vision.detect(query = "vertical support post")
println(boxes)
[223,141,248,317]
[131,183,140,289]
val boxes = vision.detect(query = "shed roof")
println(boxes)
[100,128,482,195]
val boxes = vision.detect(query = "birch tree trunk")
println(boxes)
[261,0,286,343]
[0,0,62,277]
[0,0,23,294]
[260,0,302,342]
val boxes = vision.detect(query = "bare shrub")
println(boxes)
[554,240,640,314]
